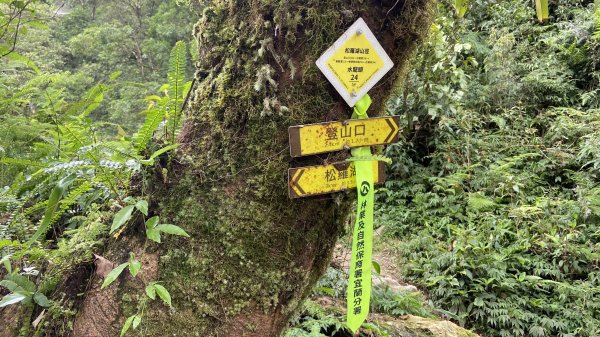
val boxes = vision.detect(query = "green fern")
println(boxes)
[133,109,164,151]
[0,158,46,168]
[167,41,188,143]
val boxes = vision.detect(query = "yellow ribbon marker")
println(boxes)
[346,94,375,333]
[536,0,549,22]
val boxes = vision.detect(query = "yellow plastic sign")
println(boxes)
[289,116,400,157]
[316,18,393,107]
[535,0,549,22]
[288,161,385,198]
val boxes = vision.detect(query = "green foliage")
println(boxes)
[0,0,45,70]
[120,315,137,337]
[133,42,192,150]
[28,174,75,243]
[285,300,346,337]
[0,270,51,309]
[110,205,136,234]
[370,286,434,318]
[101,262,129,289]
[144,215,190,243]
[313,267,347,298]
[381,2,600,336]
[455,0,469,18]
[144,282,172,307]
[152,283,172,307]
[167,41,187,142]
[0,26,190,333]
[128,253,141,278]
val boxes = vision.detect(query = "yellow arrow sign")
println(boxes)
[288,161,385,198]
[289,116,400,157]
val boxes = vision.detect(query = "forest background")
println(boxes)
[0,0,599,337]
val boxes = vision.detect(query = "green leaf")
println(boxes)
[145,284,156,300]
[110,71,123,81]
[0,280,19,292]
[156,224,190,237]
[5,274,35,293]
[169,41,187,99]
[133,109,164,151]
[128,253,141,278]
[0,293,27,308]
[153,284,172,307]
[0,255,11,273]
[148,144,179,162]
[110,205,135,234]
[101,262,129,289]
[314,286,335,296]
[120,315,135,337]
[0,46,41,74]
[468,194,497,211]
[146,216,159,228]
[146,228,161,243]
[372,261,381,275]
[135,200,148,216]
[132,315,142,329]
[140,144,180,166]
[33,293,51,307]
[145,216,161,243]
[455,0,469,18]
[28,174,75,243]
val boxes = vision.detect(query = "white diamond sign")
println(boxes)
[315,18,394,107]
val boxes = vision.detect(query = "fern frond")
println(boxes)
[44,160,92,174]
[65,83,107,117]
[133,109,164,151]
[53,181,93,223]
[28,174,76,244]
[168,41,187,100]
[167,41,188,142]
[0,158,46,167]
[468,193,498,211]
[22,200,48,218]
[57,123,88,151]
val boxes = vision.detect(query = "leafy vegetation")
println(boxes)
[0,1,194,334]
[380,1,600,336]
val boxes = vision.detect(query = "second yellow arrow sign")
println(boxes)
[288,161,385,198]
[289,116,400,157]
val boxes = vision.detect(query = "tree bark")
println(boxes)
[70,1,435,337]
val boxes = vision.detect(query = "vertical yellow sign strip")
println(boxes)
[536,0,549,22]
[346,95,374,333]
[346,149,374,333]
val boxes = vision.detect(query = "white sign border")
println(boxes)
[315,17,394,107]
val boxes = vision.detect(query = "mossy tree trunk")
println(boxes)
[71,1,435,337]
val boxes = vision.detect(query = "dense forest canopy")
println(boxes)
[0,0,599,337]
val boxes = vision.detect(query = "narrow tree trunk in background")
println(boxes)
[71,1,435,336]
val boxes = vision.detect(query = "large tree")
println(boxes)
[69,1,435,336]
